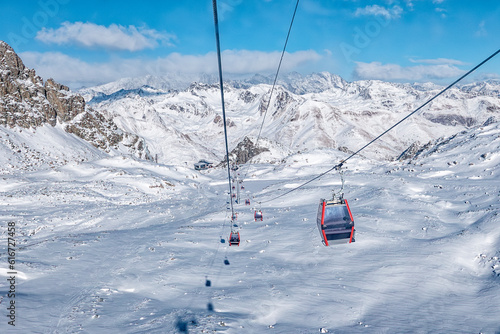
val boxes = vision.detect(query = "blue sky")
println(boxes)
[1,0,499,88]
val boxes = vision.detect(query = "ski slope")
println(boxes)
[1,122,500,333]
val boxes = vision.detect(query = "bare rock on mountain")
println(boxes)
[44,78,86,122]
[0,41,55,127]
[0,41,151,160]
[220,136,269,166]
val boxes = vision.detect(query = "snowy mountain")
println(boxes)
[84,71,500,166]
[78,73,221,102]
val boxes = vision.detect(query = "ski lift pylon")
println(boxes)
[317,198,355,246]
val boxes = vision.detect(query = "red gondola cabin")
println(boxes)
[229,232,240,246]
[317,198,355,246]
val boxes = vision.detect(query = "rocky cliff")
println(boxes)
[220,136,270,166]
[0,41,151,160]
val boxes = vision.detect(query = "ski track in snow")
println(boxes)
[0,124,500,333]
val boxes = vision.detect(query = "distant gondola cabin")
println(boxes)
[194,160,213,170]
[254,210,263,221]
[229,232,240,246]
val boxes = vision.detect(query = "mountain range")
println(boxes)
[2,39,500,169]
[81,70,500,166]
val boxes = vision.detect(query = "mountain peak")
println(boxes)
[0,41,26,76]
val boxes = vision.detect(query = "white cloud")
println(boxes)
[20,49,322,88]
[405,0,414,11]
[353,61,465,82]
[354,5,403,19]
[217,0,243,20]
[409,58,467,66]
[475,20,487,37]
[36,22,175,51]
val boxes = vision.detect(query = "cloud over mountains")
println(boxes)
[36,21,175,51]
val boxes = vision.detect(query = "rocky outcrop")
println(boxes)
[45,78,86,122]
[0,41,151,160]
[220,136,269,166]
[397,141,432,161]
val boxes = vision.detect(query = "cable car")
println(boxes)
[229,231,240,246]
[317,198,355,246]
[254,210,263,221]
[245,199,250,205]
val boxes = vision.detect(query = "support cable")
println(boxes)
[242,0,300,181]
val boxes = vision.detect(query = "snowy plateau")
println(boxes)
[1,46,500,333]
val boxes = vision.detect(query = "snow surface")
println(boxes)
[1,120,500,333]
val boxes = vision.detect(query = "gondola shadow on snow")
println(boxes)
[174,301,249,333]
[175,316,197,333]
[175,304,248,333]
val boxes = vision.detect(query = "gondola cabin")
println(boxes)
[317,198,355,246]
[254,210,263,221]
[229,232,240,246]
[194,160,213,170]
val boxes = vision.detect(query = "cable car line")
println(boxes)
[213,0,236,224]
[254,0,299,150]
[198,3,241,324]
[258,47,500,205]
[198,1,301,329]
[242,0,300,181]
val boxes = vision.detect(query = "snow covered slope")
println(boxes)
[1,119,499,333]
